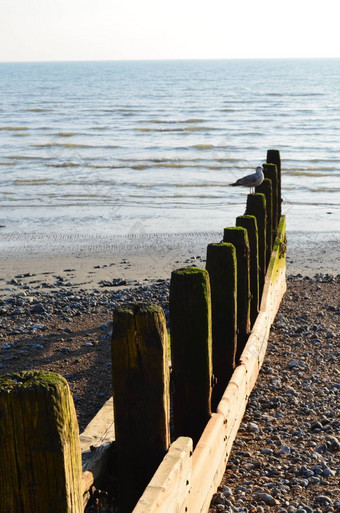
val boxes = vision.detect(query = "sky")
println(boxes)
[0,0,339,62]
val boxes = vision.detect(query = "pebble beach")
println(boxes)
[0,232,339,512]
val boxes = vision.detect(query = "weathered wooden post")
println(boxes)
[266,149,281,219]
[236,215,259,327]
[245,193,267,296]
[111,304,170,513]
[170,267,212,445]
[223,227,250,360]
[255,177,272,266]
[0,370,83,513]
[262,164,279,236]
[206,243,237,410]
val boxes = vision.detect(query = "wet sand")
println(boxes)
[1,231,339,298]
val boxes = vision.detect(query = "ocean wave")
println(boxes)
[45,162,81,168]
[136,125,215,133]
[0,126,28,131]
[5,155,51,161]
[21,108,53,112]
[286,169,340,176]
[14,179,50,185]
[55,132,76,137]
[192,144,215,150]
[145,118,205,124]
[32,142,121,149]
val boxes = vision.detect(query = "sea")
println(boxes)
[0,59,339,242]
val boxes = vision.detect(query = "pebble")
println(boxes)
[315,496,333,506]
[247,422,260,434]
[31,303,45,314]
[210,276,339,512]
[253,492,277,506]
[1,273,339,512]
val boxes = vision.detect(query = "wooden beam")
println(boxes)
[170,267,212,445]
[223,227,251,361]
[266,149,281,219]
[236,215,259,327]
[206,242,237,410]
[111,304,170,513]
[0,371,83,513]
[255,178,273,266]
[133,437,193,513]
[245,193,267,296]
[263,163,279,237]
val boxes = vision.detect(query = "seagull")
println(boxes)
[230,166,264,194]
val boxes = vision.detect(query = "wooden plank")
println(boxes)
[80,398,115,505]
[240,312,268,392]
[133,437,192,513]
[260,216,286,317]
[80,397,115,452]
[189,414,227,513]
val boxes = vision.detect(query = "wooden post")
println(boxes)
[169,267,212,446]
[0,370,83,513]
[245,193,267,297]
[266,149,281,219]
[236,215,259,327]
[255,177,272,266]
[206,243,237,411]
[223,227,250,360]
[263,163,279,238]
[111,304,170,513]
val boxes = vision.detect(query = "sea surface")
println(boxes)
[0,59,339,239]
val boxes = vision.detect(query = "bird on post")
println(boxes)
[230,166,264,194]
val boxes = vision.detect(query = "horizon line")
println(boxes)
[1,56,340,65]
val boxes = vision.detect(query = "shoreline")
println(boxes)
[1,231,339,299]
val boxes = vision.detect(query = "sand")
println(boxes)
[1,230,339,299]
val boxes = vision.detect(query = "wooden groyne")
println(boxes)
[0,149,286,513]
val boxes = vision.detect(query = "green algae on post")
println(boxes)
[266,149,281,219]
[0,370,82,513]
[245,192,267,297]
[236,215,259,327]
[255,177,273,267]
[206,243,237,410]
[111,303,170,513]
[263,162,279,235]
[223,227,251,360]
[169,267,212,445]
